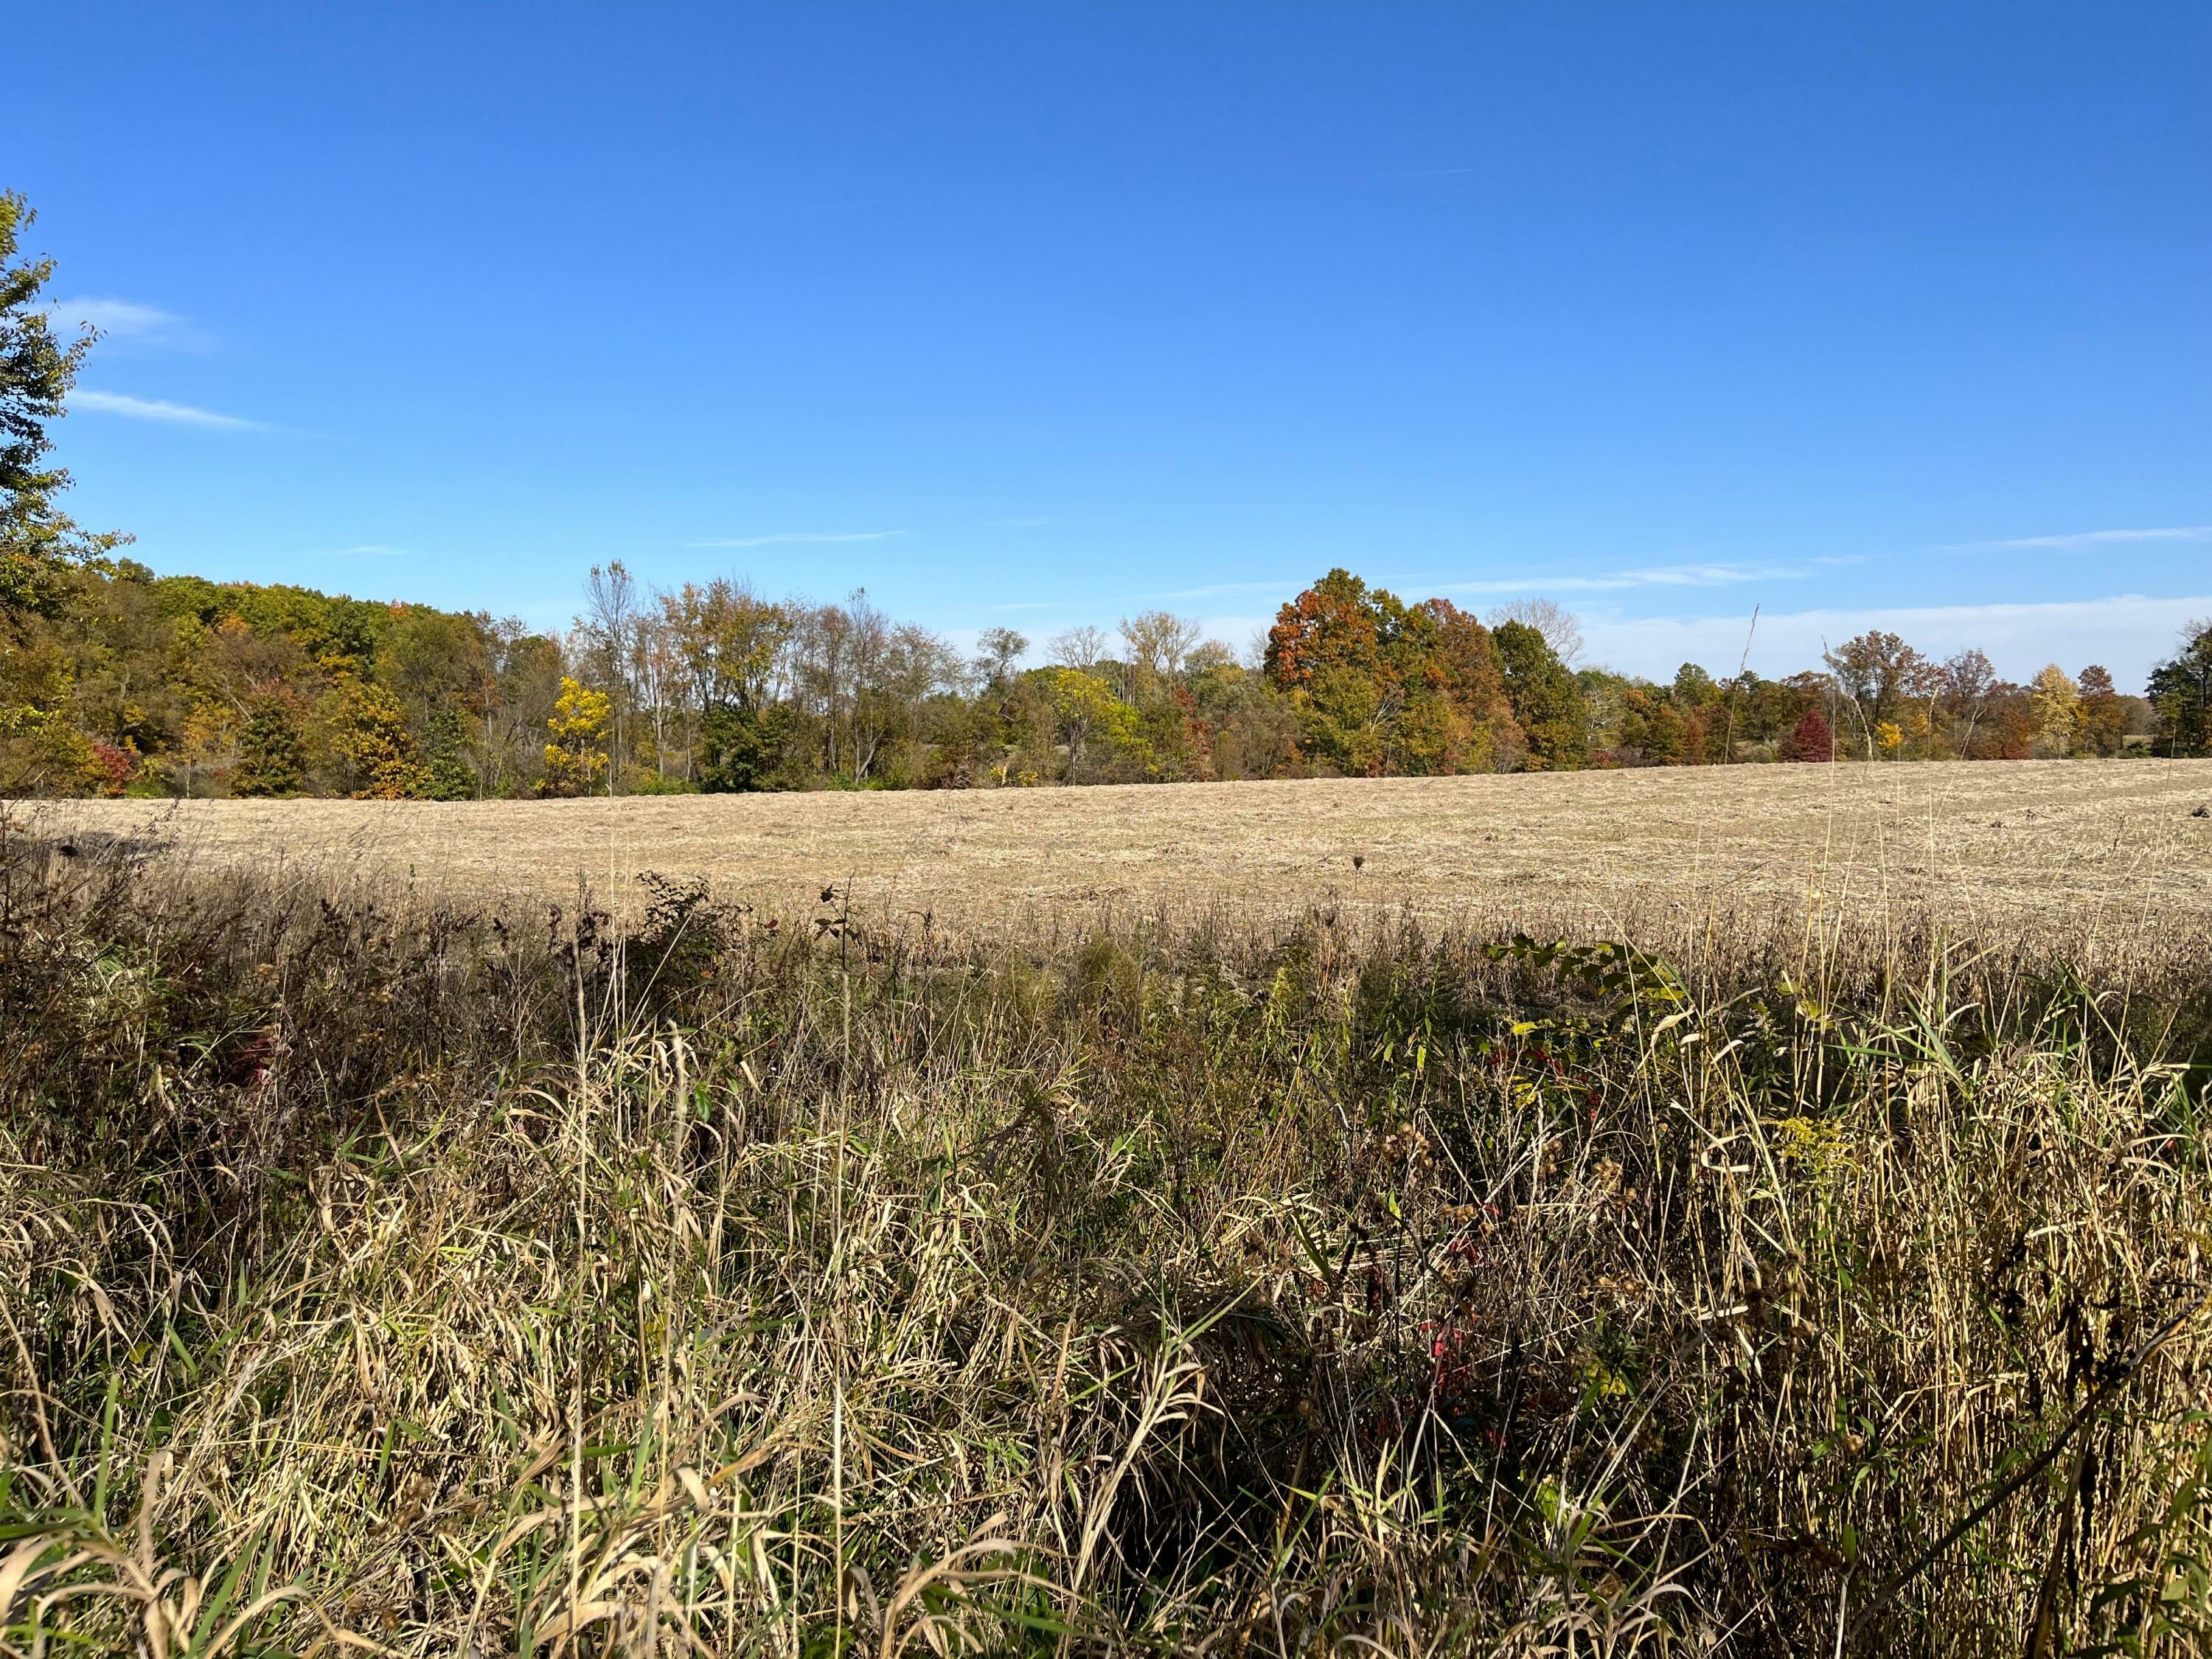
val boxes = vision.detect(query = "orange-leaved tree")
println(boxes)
[1265,571,1526,775]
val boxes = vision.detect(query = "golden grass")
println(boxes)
[20,759,2212,967]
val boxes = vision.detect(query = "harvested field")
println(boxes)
[16,759,2212,962]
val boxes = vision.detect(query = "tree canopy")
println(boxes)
[2147,620,2212,758]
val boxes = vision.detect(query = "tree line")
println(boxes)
[3,554,2204,799]
[4,188,2208,799]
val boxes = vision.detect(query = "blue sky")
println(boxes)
[13,1,2209,686]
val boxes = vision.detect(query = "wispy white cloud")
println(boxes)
[42,297,204,348]
[1433,561,1805,597]
[685,530,908,548]
[71,390,257,429]
[1952,526,2212,552]
[1582,593,2212,690]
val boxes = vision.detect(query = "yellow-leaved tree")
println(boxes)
[330,674,425,799]
[1046,667,1138,782]
[2027,664,2079,757]
[542,676,611,796]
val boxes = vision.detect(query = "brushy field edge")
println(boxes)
[1,825,2209,1658]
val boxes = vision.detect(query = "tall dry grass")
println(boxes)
[1,826,2208,1656]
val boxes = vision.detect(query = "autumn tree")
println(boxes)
[1265,572,1519,775]
[7,507,2199,798]
[2073,665,2126,757]
[2025,664,2079,757]
[1823,631,1926,759]
[1397,599,1521,773]
[1937,650,1998,757]
[1671,664,1725,763]
[0,629,97,793]
[1979,679,2038,760]
[329,675,425,799]
[173,700,237,798]
[1265,570,1391,773]
[542,676,611,796]
[1781,706,1834,762]
[1710,670,1811,754]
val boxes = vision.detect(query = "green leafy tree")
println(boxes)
[664,578,790,788]
[1712,670,1812,753]
[2147,621,2212,758]
[416,706,475,799]
[1,192,127,616]
[1,189,129,792]
[1189,658,1299,780]
[971,626,1028,694]
[699,702,791,792]
[1614,684,1688,765]
[1047,667,1139,782]
[232,692,307,796]
[1672,662,1719,708]
[1492,620,1586,770]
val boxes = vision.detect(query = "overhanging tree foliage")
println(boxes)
[0,191,123,617]
[2148,621,2212,758]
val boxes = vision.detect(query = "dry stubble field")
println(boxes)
[17,759,2212,957]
